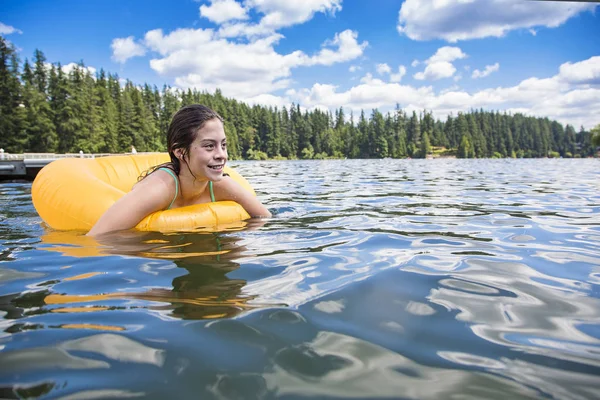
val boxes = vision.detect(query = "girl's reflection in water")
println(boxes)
[38,222,268,320]
[126,231,255,320]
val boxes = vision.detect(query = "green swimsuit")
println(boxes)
[158,168,215,209]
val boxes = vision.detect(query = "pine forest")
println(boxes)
[1,37,598,160]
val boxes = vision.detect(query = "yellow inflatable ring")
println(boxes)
[32,153,254,232]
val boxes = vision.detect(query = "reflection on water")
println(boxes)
[0,159,599,399]
[26,229,265,321]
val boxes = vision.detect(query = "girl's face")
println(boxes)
[180,118,228,181]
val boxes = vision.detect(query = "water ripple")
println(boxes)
[0,158,599,398]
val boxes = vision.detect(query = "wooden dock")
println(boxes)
[0,152,133,181]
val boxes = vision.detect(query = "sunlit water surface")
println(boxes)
[0,159,599,399]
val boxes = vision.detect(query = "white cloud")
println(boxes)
[283,55,600,130]
[428,46,467,64]
[376,63,407,83]
[390,66,407,83]
[414,61,456,81]
[111,36,147,63]
[558,56,600,86]
[472,63,500,79]
[307,30,367,66]
[143,27,365,100]
[414,46,467,81]
[217,21,270,38]
[360,73,385,85]
[145,28,214,57]
[441,84,461,95]
[61,62,97,76]
[411,59,420,68]
[0,22,22,35]
[376,63,391,75]
[244,93,289,108]
[218,0,342,38]
[247,0,342,30]
[200,0,248,24]
[294,80,433,116]
[43,61,97,78]
[397,0,598,42]
[349,65,361,73]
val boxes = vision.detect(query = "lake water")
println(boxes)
[0,158,599,399]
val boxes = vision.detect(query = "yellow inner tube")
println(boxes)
[32,153,253,232]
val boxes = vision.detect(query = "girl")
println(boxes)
[88,104,271,236]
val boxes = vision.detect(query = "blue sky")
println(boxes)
[1,0,599,129]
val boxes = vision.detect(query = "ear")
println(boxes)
[174,148,183,160]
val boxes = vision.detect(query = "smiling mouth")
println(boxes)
[209,164,224,170]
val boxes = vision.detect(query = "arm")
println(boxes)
[214,176,272,218]
[87,172,174,236]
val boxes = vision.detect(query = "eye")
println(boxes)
[222,142,227,149]
[204,143,215,150]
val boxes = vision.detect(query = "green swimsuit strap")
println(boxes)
[158,167,179,209]
[209,181,215,202]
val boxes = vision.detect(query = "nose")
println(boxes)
[214,145,227,159]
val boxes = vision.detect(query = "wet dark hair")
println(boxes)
[140,104,223,180]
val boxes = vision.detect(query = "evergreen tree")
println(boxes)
[48,63,69,152]
[0,36,27,152]
[591,124,600,148]
[383,112,395,157]
[279,106,293,158]
[564,124,577,157]
[421,110,434,141]
[576,126,594,157]
[118,82,136,152]
[444,114,457,148]
[457,134,473,158]
[468,113,486,157]
[492,113,506,156]
[254,106,270,154]
[70,63,96,152]
[266,107,282,157]
[370,109,385,158]
[347,111,360,158]
[94,69,119,152]
[294,106,314,158]
[418,131,431,158]
[407,110,420,155]
[455,113,469,152]
[22,58,57,152]
[432,120,446,147]
[223,118,241,159]
[33,49,48,93]
[160,85,180,148]
[356,110,369,158]
[332,107,347,158]
[550,121,565,156]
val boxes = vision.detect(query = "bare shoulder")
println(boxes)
[129,169,178,208]
[133,169,176,195]
[137,168,177,188]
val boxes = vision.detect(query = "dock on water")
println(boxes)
[0,150,133,181]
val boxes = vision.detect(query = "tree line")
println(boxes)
[1,37,598,159]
